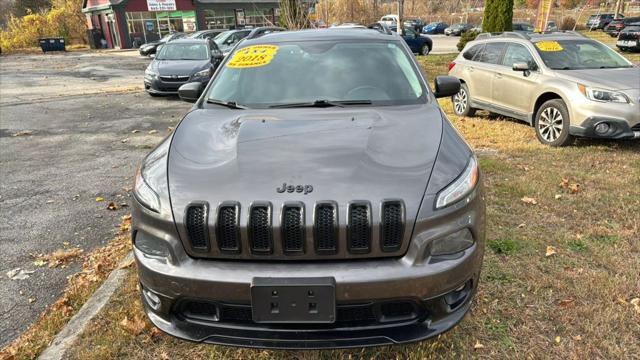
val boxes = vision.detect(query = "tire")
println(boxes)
[451,83,477,117]
[534,99,573,147]
[148,92,162,97]
[420,44,430,56]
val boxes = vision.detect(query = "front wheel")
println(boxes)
[451,83,476,117]
[534,99,573,147]
[420,44,430,56]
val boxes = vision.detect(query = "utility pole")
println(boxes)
[613,0,622,19]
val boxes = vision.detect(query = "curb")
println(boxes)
[37,252,134,360]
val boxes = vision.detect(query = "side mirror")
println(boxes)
[211,50,224,61]
[512,62,529,71]
[178,82,203,102]
[149,53,155,59]
[433,76,461,98]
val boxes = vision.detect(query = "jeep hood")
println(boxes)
[168,104,444,228]
[554,67,640,91]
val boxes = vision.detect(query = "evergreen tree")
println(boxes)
[483,0,514,33]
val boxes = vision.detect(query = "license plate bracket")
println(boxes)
[251,277,336,323]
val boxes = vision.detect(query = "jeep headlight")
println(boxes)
[134,167,160,212]
[578,84,629,103]
[133,139,170,213]
[435,157,478,209]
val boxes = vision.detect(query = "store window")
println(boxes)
[204,9,235,29]
[245,8,275,27]
[126,11,197,47]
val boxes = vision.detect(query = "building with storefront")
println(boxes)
[82,0,280,49]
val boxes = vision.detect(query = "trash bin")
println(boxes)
[38,38,66,53]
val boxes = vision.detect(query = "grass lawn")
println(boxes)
[65,50,639,359]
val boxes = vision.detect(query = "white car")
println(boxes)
[380,14,399,27]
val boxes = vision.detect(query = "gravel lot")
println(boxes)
[0,50,191,346]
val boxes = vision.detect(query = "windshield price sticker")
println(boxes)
[227,45,279,68]
[535,41,563,52]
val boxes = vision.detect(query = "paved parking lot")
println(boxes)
[0,50,191,346]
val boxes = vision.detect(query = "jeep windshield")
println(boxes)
[206,41,427,109]
[534,39,633,70]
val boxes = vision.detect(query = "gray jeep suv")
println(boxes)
[132,29,485,349]
[449,32,640,146]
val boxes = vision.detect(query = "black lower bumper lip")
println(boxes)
[144,299,473,349]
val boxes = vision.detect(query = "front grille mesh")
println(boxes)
[185,200,406,258]
[381,202,404,251]
[348,203,371,253]
[186,204,208,250]
[282,205,304,253]
[315,203,337,253]
[249,205,272,253]
[216,204,240,252]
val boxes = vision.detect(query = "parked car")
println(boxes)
[545,21,558,32]
[133,28,484,349]
[213,29,252,56]
[402,27,433,55]
[189,29,225,40]
[245,26,286,39]
[512,22,534,33]
[605,17,640,37]
[445,23,472,36]
[422,22,448,34]
[144,38,223,96]
[586,13,621,30]
[617,22,640,52]
[403,18,425,32]
[449,32,639,146]
[139,32,187,56]
[380,14,398,27]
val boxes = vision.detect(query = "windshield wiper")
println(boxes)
[206,99,248,109]
[269,99,372,109]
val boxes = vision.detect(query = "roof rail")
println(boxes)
[475,31,530,40]
[245,26,286,40]
[367,22,394,35]
[535,30,586,37]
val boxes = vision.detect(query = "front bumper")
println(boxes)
[133,185,485,348]
[144,76,209,95]
[567,90,640,139]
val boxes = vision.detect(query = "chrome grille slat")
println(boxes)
[282,204,305,254]
[185,203,209,251]
[381,201,405,252]
[216,203,240,253]
[249,204,273,254]
[348,202,371,254]
[314,202,338,254]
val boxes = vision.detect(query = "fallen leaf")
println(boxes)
[569,183,580,194]
[545,245,557,257]
[150,327,163,339]
[107,202,119,211]
[631,298,640,314]
[148,129,158,134]
[521,197,538,205]
[6,268,35,280]
[473,340,484,350]
[120,316,147,336]
[121,138,129,143]
[555,336,561,344]
[558,299,574,308]
[559,178,569,188]
[517,223,526,228]
[119,258,136,269]
[38,248,83,268]
[28,298,36,304]
[572,335,582,341]
[95,197,105,202]
[46,199,55,204]
[555,194,562,200]
[33,259,47,267]
[167,126,175,132]
[12,130,33,137]
[131,129,140,134]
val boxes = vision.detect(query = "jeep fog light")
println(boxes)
[430,228,474,256]
[135,231,170,258]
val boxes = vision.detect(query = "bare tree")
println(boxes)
[279,0,310,29]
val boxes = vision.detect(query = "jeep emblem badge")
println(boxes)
[276,183,313,194]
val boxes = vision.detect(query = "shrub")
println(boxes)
[457,30,479,51]
[483,0,514,32]
[560,16,576,30]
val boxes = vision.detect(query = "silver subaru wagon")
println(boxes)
[449,31,640,146]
